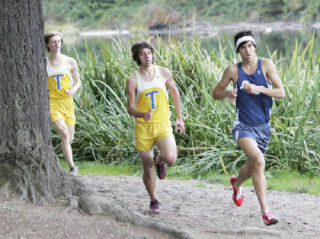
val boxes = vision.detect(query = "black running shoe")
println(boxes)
[156,162,167,180]
[149,199,160,213]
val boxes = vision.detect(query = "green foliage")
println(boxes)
[43,0,320,30]
[283,0,320,22]
[51,36,320,176]
[43,0,149,29]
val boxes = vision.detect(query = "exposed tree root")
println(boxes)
[0,151,192,239]
[207,227,280,236]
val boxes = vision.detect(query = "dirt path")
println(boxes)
[1,175,319,239]
[82,175,320,239]
[0,189,175,239]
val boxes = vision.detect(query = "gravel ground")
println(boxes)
[1,175,319,239]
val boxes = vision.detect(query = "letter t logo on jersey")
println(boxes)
[145,91,159,110]
[52,74,65,90]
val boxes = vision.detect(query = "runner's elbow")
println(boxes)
[213,90,221,100]
[278,90,285,99]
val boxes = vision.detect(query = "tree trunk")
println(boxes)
[0,0,79,205]
[0,2,194,238]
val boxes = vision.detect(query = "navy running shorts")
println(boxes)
[232,121,271,154]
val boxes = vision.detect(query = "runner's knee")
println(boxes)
[252,155,265,171]
[59,128,70,143]
[69,135,74,144]
[143,165,155,180]
[142,158,154,168]
[163,152,177,165]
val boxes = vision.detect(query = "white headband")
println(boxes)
[235,36,256,50]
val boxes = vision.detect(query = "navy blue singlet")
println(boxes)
[235,59,273,126]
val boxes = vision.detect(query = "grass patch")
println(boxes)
[266,170,320,195]
[60,160,320,196]
[60,160,143,177]
[194,183,207,189]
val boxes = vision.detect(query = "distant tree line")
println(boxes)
[43,0,319,30]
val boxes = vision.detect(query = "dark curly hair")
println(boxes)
[131,41,154,65]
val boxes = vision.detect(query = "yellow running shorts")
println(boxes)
[134,120,173,151]
[50,97,75,126]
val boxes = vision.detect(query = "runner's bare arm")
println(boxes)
[213,64,238,101]
[163,68,185,135]
[259,59,285,99]
[244,59,285,98]
[66,57,81,97]
[126,74,151,120]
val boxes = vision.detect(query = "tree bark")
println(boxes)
[0,0,80,205]
[0,2,193,238]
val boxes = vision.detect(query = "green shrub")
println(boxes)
[52,36,320,176]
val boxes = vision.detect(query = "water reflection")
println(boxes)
[198,29,320,58]
[64,29,320,60]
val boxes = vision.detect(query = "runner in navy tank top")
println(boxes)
[236,59,273,126]
[213,31,285,226]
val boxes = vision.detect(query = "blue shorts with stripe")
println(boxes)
[232,121,271,154]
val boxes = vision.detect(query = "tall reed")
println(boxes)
[55,36,320,175]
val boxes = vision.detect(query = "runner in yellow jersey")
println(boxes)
[44,31,81,176]
[127,41,185,213]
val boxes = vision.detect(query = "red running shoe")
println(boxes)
[230,176,244,206]
[263,210,278,226]
[149,199,160,213]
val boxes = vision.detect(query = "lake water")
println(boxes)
[64,28,320,60]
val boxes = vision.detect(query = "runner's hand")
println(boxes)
[227,89,237,102]
[244,84,260,94]
[175,118,185,135]
[66,89,75,97]
[143,110,152,121]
